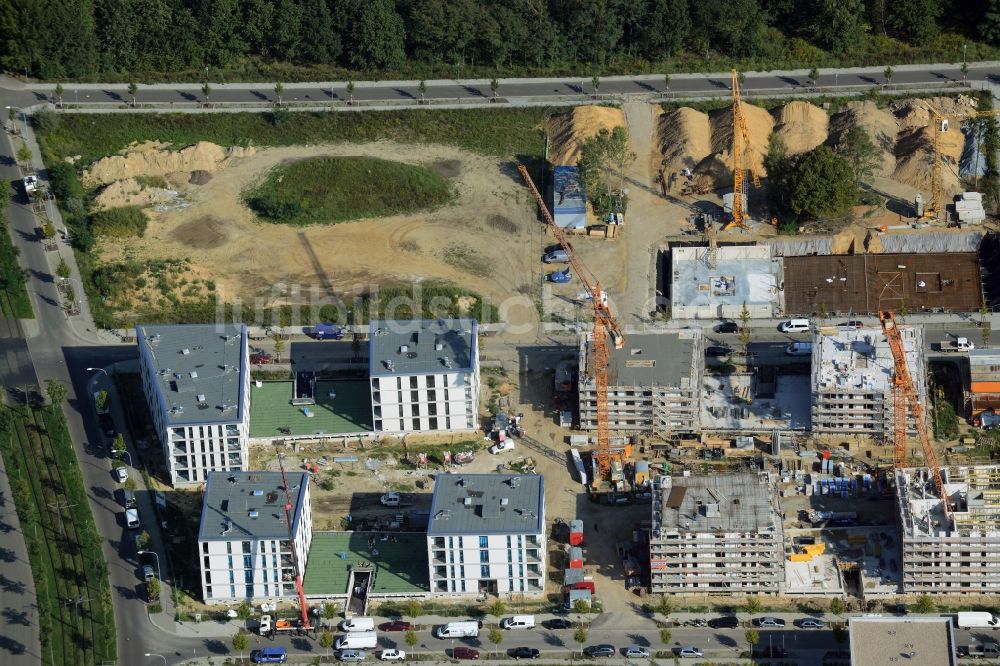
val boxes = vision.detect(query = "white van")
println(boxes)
[335,632,379,650]
[785,342,813,356]
[340,617,375,632]
[780,318,811,333]
[434,621,480,638]
[501,615,536,630]
[125,508,140,530]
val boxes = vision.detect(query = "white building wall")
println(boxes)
[372,370,478,433]
[425,532,546,596]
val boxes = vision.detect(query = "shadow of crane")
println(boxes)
[297,231,335,298]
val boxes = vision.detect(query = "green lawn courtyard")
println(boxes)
[303,532,429,596]
[249,380,373,438]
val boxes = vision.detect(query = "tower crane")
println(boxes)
[276,447,312,631]
[518,163,624,483]
[723,68,761,231]
[878,311,951,515]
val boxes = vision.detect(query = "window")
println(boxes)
[508,564,513,578]
[480,550,489,563]
[479,536,488,548]
[481,565,490,578]
[410,376,419,389]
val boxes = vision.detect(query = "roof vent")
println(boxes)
[399,345,408,354]
[501,497,509,506]
[384,360,395,371]
[197,394,207,403]
[435,343,444,351]
[463,497,472,506]
[190,371,198,379]
[182,348,191,355]
[248,510,259,519]
[434,509,451,521]
[441,356,453,369]
[253,489,264,497]
[509,476,520,488]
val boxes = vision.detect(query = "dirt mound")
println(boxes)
[891,95,979,131]
[431,159,462,178]
[893,123,966,197]
[92,177,177,210]
[708,103,774,174]
[827,101,898,178]
[772,101,828,154]
[84,141,256,186]
[170,215,232,249]
[656,107,711,172]
[189,170,213,185]
[547,105,628,165]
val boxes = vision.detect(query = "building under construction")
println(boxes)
[811,325,927,437]
[578,330,703,437]
[896,465,1000,594]
[649,472,784,594]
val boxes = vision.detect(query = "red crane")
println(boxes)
[277,450,312,630]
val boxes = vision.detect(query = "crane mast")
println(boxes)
[922,104,1000,221]
[517,164,624,481]
[724,69,760,231]
[878,311,951,515]
[276,449,312,630]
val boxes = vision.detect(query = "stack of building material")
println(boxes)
[955,192,986,224]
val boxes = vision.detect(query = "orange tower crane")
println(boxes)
[276,449,312,630]
[724,68,761,231]
[878,311,951,514]
[518,163,624,481]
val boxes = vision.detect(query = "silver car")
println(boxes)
[799,617,825,629]
[624,646,650,658]
[677,647,704,658]
[338,650,366,662]
[543,249,569,263]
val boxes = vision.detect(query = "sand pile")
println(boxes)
[892,95,978,130]
[547,105,628,165]
[827,101,898,177]
[708,103,774,173]
[84,141,256,186]
[656,107,712,172]
[92,177,177,210]
[772,101,828,154]
[893,123,965,196]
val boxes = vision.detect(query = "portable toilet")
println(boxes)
[634,460,650,486]
[568,546,583,569]
[569,520,584,546]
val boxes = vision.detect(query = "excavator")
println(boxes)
[518,164,628,488]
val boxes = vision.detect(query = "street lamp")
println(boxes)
[138,550,162,581]
[144,654,166,665]
[86,367,109,380]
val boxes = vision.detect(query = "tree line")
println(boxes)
[0,0,996,81]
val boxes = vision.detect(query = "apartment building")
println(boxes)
[811,324,927,436]
[426,474,545,597]
[198,471,312,604]
[649,472,784,595]
[850,617,957,666]
[897,465,1000,594]
[968,349,1000,417]
[369,319,479,434]
[578,330,702,437]
[137,324,250,487]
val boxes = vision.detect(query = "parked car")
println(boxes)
[450,647,480,660]
[583,645,616,658]
[707,616,739,629]
[676,647,704,658]
[543,249,569,263]
[379,620,413,632]
[797,617,825,629]
[754,617,786,628]
[705,345,733,357]
[779,318,811,333]
[378,649,406,661]
[754,646,789,658]
[508,647,540,660]
[624,646,650,658]
[839,320,864,329]
[338,650,366,662]
[543,618,573,630]
[250,352,272,364]
[113,466,128,483]
[714,321,739,333]
[547,269,572,283]
[141,564,154,581]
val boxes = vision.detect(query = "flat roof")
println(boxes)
[849,617,956,666]
[813,326,921,394]
[427,474,544,536]
[303,532,429,596]
[671,245,781,309]
[783,253,981,314]
[652,473,780,535]
[582,330,699,388]
[369,319,477,377]
[198,471,308,541]
[136,323,247,426]
[249,380,373,438]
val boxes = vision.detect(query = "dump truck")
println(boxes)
[938,337,975,352]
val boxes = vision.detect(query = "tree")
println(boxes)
[573,599,591,614]
[94,389,110,412]
[346,80,355,104]
[201,82,211,105]
[127,81,137,107]
[884,65,894,86]
[659,628,671,645]
[272,330,285,362]
[236,601,253,621]
[591,75,600,94]
[830,597,845,616]
[573,627,588,657]
[663,73,671,90]
[232,630,249,660]
[835,126,880,188]
[899,301,909,319]
[321,602,338,626]
[16,144,32,166]
[788,145,857,220]
[490,78,499,99]
[488,599,506,620]
[887,0,941,42]
[54,82,64,107]
[655,597,673,617]
[744,597,762,615]
[764,133,793,214]
[745,628,760,654]
[808,68,819,88]
[347,0,406,70]
[404,629,418,657]
[577,126,633,211]
[913,595,935,614]
[811,0,867,53]
[46,379,68,406]
[962,61,970,84]
[319,631,334,658]
[488,625,503,658]
[740,302,752,354]
[147,576,161,601]
[405,600,423,620]
[985,321,993,347]
[112,433,127,458]
[418,79,426,102]
[138,530,151,549]
[274,81,284,105]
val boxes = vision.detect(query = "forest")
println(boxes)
[0,0,997,82]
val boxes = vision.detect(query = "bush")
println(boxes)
[48,162,85,203]
[90,206,148,238]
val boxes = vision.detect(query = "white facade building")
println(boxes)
[369,319,479,433]
[198,471,312,604]
[137,324,250,487]
[426,474,545,597]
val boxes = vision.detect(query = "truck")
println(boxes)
[340,617,375,632]
[957,612,1000,629]
[274,618,307,634]
[380,492,413,508]
[335,632,378,650]
[313,323,345,340]
[939,337,975,353]
[22,175,37,195]
[434,621,480,639]
[125,508,140,530]
[960,641,1000,658]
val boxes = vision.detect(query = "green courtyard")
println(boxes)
[249,380,373,438]
[303,532,429,596]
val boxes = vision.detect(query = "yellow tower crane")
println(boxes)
[723,68,761,231]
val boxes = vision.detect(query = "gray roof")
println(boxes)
[427,474,544,536]
[136,324,247,426]
[369,319,477,377]
[199,471,309,541]
[585,331,698,388]
[654,473,779,534]
[849,617,956,666]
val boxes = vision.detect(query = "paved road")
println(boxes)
[1,62,998,111]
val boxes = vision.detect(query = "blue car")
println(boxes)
[547,269,572,283]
